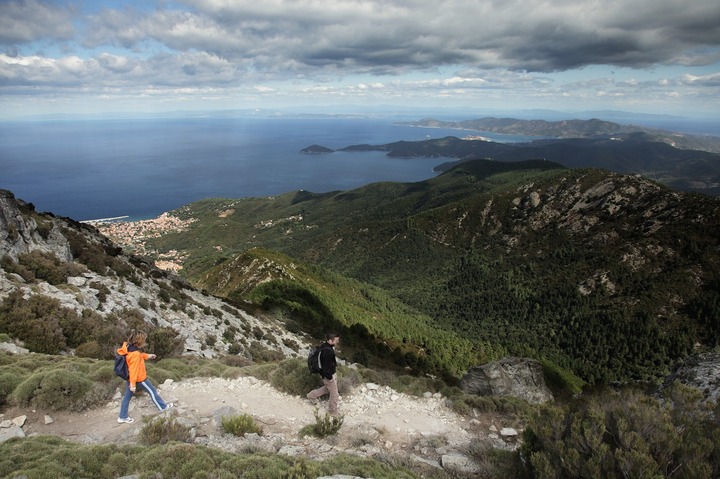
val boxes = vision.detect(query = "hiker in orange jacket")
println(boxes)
[117,330,173,424]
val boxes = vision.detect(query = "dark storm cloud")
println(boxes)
[161,0,720,73]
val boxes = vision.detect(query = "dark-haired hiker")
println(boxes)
[117,330,173,424]
[306,332,340,415]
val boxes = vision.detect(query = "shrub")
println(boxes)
[221,414,263,437]
[137,297,151,310]
[247,341,284,363]
[0,291,70,353]
[300,410,344,438]
[521,385,720,479]
[148,327,185,358]
[269,358,319,397]
[13,250,85,285]
[139,416,192,445]
[336,366,362,396]
[11,369,94,411]
[283,459,322,479]
[89,281,110,304]
[219,354,252,368]
[75,341,104,359]
[0,371,23,406]
[227,342,243,355]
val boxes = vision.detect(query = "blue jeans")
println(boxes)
[119,379,168,419]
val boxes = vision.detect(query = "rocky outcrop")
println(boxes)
[460,357,553,405]
[0,189,311,361]
[661,352,720,403]
[0,189,72,261]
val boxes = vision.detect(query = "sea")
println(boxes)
[0,117,515,222]
[1,115,717,222]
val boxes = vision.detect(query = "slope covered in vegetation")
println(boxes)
[146,160,720,384]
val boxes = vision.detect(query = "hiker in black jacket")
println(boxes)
[306,332,340,415]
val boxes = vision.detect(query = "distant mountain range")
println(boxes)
[396,117,720,152]
[302,117,720,195]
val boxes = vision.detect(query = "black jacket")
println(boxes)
[319,342,336,380]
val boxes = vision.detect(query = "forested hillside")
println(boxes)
[145,160,720,385]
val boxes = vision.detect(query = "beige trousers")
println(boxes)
[307,375,339,414]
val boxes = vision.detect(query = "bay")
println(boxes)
[0,117,492,221]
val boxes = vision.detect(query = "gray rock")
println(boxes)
[660,352,720,403]
[278,445,306,456]
[441,453,481,473]
[0,342,29,354]
[460,357,553,405]
[213,406,239,428]
[12,415,27,427]
[0,426,25,444]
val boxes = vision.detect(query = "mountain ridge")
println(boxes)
[134,160,720,385]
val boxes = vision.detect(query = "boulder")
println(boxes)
[460,357,553,404]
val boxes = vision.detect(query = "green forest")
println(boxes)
[147,160,720,386]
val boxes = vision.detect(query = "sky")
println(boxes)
[1,0,719,119]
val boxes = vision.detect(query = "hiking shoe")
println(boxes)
[306,395,318,405]
[117,417,134,424]
[162,403,174,411]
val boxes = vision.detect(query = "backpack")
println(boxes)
[114,354,129,380]
[307,345,323,374]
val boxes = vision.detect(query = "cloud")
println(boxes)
[78,0,720,74]
[1,0,719,115]
[0,0,75,45]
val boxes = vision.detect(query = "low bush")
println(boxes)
[219,354,252,368]
[0,371,23,406]
[247,340,284,362]
[300,410,344,438]
[3,432,430,479]
[269,358,319,397]
[522,384,720,478]
[221,414,263,437]
[75,340,104,359]
[139,416,193,445]
[11,369,94,411]
[0,291,71,353]
[283,458,322,479]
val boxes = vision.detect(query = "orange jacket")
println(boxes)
[116,342,150,388]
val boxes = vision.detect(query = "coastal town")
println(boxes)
[92,212,196,272]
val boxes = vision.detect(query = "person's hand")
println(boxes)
[130,386,136,392]
[148,354,157,359]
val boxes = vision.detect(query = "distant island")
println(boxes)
[300,117,720,196]
[300,144,334,154]
[396,117,720,153]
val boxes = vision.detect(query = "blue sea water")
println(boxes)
[3,115,715,222]
[0,117,500,221]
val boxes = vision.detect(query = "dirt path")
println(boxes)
[9,376,481,453]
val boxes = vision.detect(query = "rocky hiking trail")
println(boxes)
[2,375,520,474]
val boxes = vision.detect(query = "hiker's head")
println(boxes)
[128,330,147,347]
[326,332,340,346]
